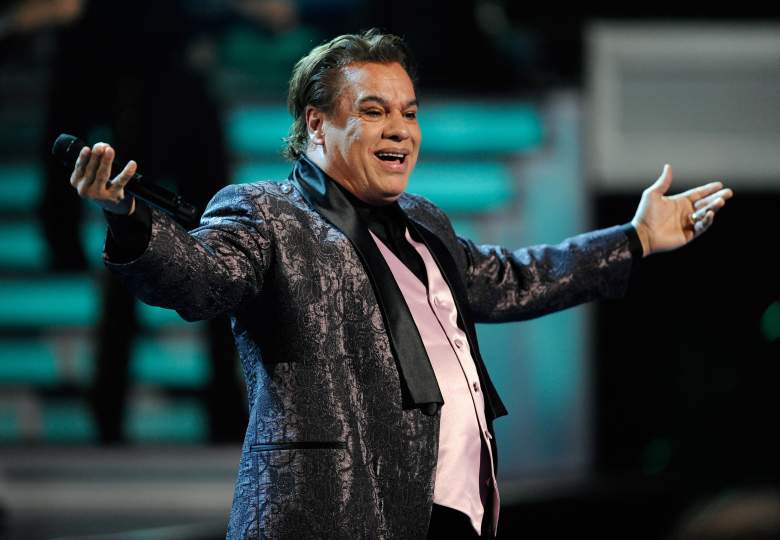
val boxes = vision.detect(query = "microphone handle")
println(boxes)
[123,172,200,226]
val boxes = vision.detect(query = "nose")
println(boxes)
[383,110,410,142]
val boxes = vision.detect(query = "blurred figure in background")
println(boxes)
[39,0,241,444]
[37,0,300,443]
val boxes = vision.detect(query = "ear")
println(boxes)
[305,106,325,146]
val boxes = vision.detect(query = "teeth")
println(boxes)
[377,152,404,158]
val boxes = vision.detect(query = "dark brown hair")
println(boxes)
[282,29,416,160]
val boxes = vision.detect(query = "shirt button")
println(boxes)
[454,339,464,349]
[472,381,480,392]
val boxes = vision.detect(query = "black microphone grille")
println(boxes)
[52,133,86,169]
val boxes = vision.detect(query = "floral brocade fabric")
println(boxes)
[104,180,637,539]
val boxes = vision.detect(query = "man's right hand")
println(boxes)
[70,142,138,215]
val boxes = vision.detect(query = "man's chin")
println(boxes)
[380,182,409,203]
[361,173,410,204]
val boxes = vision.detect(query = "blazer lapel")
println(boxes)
[290,156,443,415]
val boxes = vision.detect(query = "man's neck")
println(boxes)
[303,149,396,207]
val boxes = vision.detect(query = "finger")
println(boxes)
[95,145,116,188]
[679,181,723,204]
[695,210,715,236]
[695,199,722,221]
[694,188,733,210]
[693,189,734,220]
[82,142,106,189]
[648,164,673,194]
[109,160,137,190]
[693,198,724,221]
[691,198,713,222]
[70,146,90,186]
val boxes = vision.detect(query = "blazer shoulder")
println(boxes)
[210,180,295,201]
[203,180,299,215]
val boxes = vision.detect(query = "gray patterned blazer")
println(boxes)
[104,156,640,539]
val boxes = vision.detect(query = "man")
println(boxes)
[67,29,732,539]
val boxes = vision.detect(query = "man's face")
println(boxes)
[307,61,421,205]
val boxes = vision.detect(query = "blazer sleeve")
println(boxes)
[458,224,643,323]
[408,192,643,323]
[103,182,273,321]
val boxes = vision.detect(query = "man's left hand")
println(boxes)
[630,164,733,257]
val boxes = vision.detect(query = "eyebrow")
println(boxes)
[358,95,419,109]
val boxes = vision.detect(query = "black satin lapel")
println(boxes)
[406,218,509,420]
[290,157,443,414]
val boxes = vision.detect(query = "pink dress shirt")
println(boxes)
[370,228,500,536]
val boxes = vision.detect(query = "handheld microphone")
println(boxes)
[52,133,200,225]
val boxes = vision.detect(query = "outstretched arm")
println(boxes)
[460,224,641,323]
[69,142,272,321]
[460,165,732,323]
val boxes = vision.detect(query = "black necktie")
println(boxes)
[333,184,429,287]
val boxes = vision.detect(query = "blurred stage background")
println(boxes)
[0,2,779,539]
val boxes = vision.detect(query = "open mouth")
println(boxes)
[374,151,407,164]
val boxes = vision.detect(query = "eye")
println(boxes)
[404,110,417,120]
[363,108,384,118]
